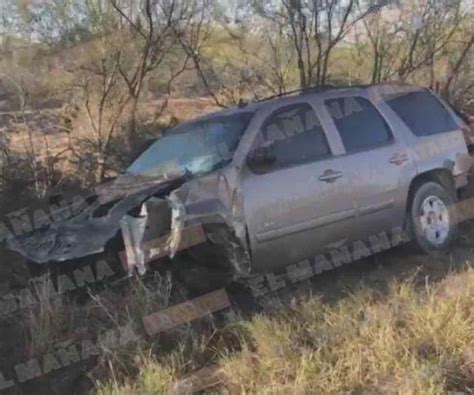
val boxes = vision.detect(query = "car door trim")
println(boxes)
[358,199,395,216]
[255,208,356,243]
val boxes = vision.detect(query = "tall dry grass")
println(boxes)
[23,275,76,356]
[97,267,474,394]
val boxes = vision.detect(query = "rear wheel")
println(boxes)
[408,181,457,254]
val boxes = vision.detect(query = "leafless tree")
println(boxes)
[109,0,203,152]
[360,1,468,84]
[224,21,296,98]
[440,33,474,103]
[72,47,130,183]
[189,19,296,105]
[252,0,372,88]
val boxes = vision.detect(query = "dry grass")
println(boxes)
[83,271,211,386]
[23,275,76,356]
[97,267,474,394]
[97,354,176,395]
[220,269,474,394]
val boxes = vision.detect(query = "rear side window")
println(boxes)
[257,103,331,169]
[325,97,392,153]
[385,90,458,136]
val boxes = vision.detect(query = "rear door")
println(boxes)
[322,94,417,241]
[383,89,470,181]
[241,99,358,273]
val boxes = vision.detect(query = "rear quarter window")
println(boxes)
[385,90,458,136]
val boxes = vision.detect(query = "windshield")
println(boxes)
[127,112,254,178]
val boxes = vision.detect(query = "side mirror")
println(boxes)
[247,145,276,173]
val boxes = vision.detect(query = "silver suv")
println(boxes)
[7,84,472,280]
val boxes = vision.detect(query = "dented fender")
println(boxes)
[120,168,251,275]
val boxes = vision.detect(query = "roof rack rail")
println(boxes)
[300,84,337,94]
[255,84,338,103]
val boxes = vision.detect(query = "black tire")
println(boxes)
[408,181,458,255]
[172,254,233,296]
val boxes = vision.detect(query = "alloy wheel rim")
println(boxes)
[419,195,450,246]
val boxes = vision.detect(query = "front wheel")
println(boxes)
[408,181,458,254]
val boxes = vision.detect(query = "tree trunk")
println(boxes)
[126,95,140,155]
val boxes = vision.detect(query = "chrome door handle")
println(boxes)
[319,169,343,183]
[389,153,409,165]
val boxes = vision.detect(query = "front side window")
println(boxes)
[250,103,330,172]
[325,96,392,153]
[127,112,254,178]
[384,90,458,136]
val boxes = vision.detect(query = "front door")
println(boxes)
[242,101,357,273]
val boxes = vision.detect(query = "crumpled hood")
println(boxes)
[6,176,185,264]
[5,165,246,273]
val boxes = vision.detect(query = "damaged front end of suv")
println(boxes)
[5,109,255,281]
